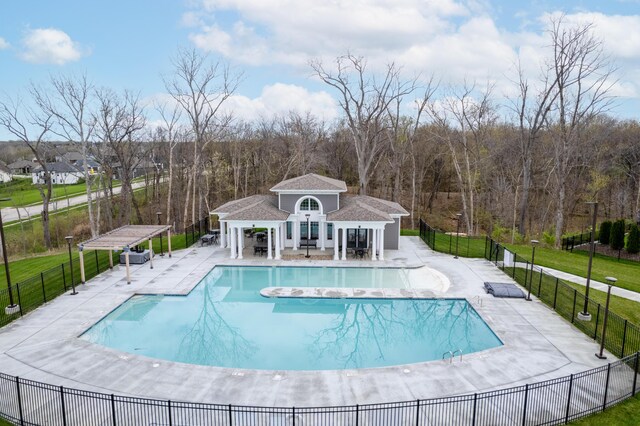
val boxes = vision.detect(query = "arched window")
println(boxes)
[300,197,320,211]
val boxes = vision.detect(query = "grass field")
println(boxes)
[0,179,93,208]
[570,394,640,425]
[505,243,640,293]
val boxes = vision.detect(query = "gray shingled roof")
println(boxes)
[270,173,347,192]
[212,195,289,221]
[8,160,34,169]
[325,195,404,222]
[33,162,83,173]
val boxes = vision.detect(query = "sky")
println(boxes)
[1,0,639,140]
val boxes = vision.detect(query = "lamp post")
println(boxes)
[454,213,462,259]
[305,214,311,258]
[156,211,164,256]
[1,198,19,314]
[65,236,78,295]
[579,201,598,321]
[526,240,539,301]
[596,277,616,359]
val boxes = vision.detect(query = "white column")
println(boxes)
[333,225,339,260]
[230,226,237,259]
[280,223,285,250]
[237,227,244,259]
[379,227,385,260]
[221,221,227,247]
[267,226,273,259]
[320,220,326,251]
[341,227,347,260]
[275,225,281,259]
[293,217,299,250]
[148,239,153,269]
[371,228,377,261]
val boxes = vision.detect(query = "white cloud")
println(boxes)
[145,83,339,126]
[0,37,9,50]
[223,83,339,122]
[20,28,85,65]
[184,1,640,110]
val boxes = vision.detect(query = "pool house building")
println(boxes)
[211,173,409,260]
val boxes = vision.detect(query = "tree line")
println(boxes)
[0,15,637,251]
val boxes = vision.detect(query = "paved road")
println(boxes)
[0,181,148,223]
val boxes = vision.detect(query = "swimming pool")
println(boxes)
[82,266,502,370]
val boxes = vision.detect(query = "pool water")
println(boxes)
[82,266,502,370]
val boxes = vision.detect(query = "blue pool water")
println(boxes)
[82,266,502,370]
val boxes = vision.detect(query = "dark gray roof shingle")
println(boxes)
[270,173,347,192]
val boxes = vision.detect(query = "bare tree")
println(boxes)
[310,54,417,195]
[429,83,496,235]
[154,102,184,226]
[546,15,617,246]
[32,74,99,236]
[0,95,55,248]
[165,48,242,227]
[508,60,559,236]
[93,89,147,226]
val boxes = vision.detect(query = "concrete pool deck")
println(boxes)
[0,237,614,407]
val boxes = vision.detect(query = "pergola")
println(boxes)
[78,225,173,284]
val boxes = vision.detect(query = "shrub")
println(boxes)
[610,219,626,251]
[542,231,555,246]
[599,221,612,245]
[627,224,640,254]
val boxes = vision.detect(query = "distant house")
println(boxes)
[56,151,85,165]
[32,162,84,185]
[8,159,35,175]
[0,162,11,183]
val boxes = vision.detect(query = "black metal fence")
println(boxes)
[485,237,640,359]
[0,352,638,425]
[561,231,593,251]
[0,219,208,330]
[184,216,210,248]
[418,219,486,258]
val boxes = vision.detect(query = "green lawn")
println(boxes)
[570,394,640,425]
[0,179,90,208]
[505,243,640,293]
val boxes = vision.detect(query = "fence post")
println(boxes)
[633,352,639,396]
[16,283,23,316]
[448,233,452,254]
[355,404,359,426]
[60,386,67,426]
[472,393,478,426]
[293,406,296,426]
[621,320,628,358]
[167,400,173,426]
[602,363,611,412]
[95,250,99,275]
[40,272,47,302]
[111,394,117,426]
[524,261,529,290]
[61,264,67,291]
[16,376,24,426]
[228,404,233,426]
[484,236,488,259]
[594,305,601,340]
[571,290,577,324]
[537,271,543,297]
[521,384,529,426]
[415,399,420,426]
[565,374,574,424]
[553,278,559,309]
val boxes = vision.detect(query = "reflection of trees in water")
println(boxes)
[312,300,475,368]
[177,283,255,366]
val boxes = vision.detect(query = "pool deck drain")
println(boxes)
[0,237,613,407]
